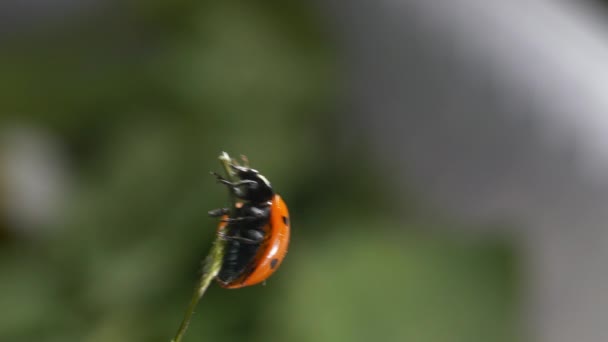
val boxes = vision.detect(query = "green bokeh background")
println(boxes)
[0,1,519,341]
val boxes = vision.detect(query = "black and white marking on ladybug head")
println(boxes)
[231,164,274,203]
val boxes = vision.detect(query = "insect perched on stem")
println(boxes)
[209,162,290,288]
[170,153,290,342]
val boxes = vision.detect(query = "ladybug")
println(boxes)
[208,164,290,289]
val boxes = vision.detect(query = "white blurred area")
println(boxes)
[0,125,70,235]
[410,0,608,180]
[321,0,608,341]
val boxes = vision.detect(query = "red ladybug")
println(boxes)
[208,164,290,289]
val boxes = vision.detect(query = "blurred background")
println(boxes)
[2,1,608,341]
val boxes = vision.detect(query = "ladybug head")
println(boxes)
[231,165,274,204]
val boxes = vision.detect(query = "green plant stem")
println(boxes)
[171,152,237,342]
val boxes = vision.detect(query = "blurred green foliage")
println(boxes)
[0,1,518,341]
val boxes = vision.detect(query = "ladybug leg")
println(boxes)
[246,206,270,219]
[220,216,258,223]
[244,228,265,242]
[217,233,262,245]
[208,208,229,217]
[210,172,258,189]
[229,164,250,174]
[228,237,259,244]
[210,171,227,181]
[219,206,269,223]
[222,180,258,188]
[210,172,259,198]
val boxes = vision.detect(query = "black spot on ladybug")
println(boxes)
[282,216,289,225]
[270,258,279,269]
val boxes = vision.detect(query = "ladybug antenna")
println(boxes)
[240,154,250,167]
